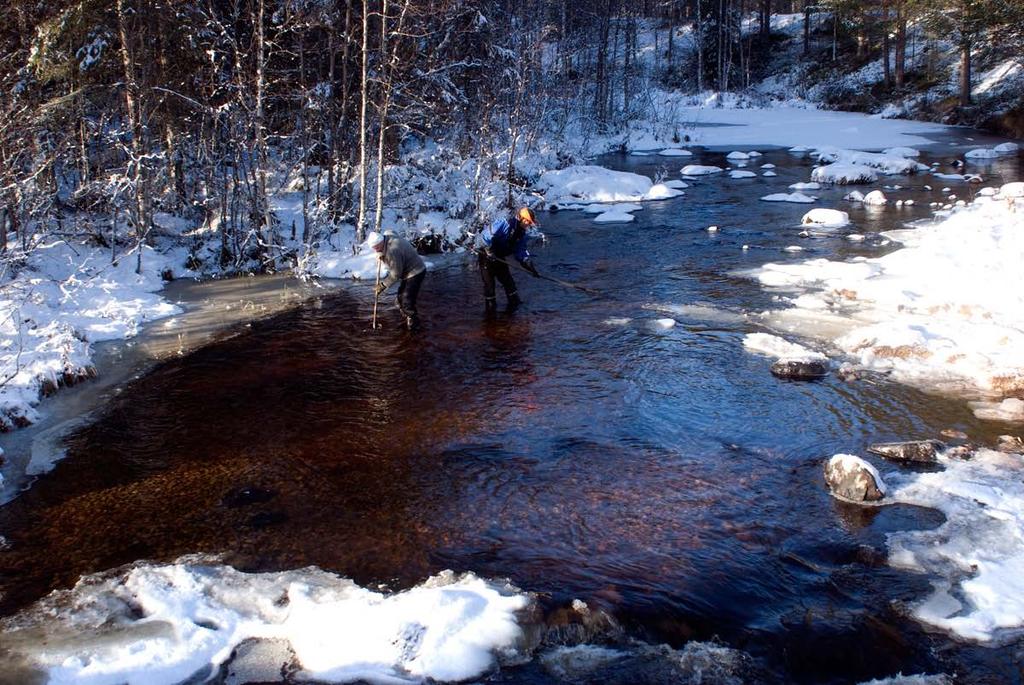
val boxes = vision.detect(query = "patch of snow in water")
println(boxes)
[0,561,530,685]
[761,192,816,203]
[681,164,724,177]
[888,449,1024,643]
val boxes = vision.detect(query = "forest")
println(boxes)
[2,0,1022,273]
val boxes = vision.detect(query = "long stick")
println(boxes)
[371,254,382,329]
[502,258,601,296]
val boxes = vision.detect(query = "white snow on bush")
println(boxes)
[681,164,723,177]
[812,163,879,185]
[761,192,816,204]
[887,448,1024,643]
[801,208,850,228]
[729,170,757,179]
[749,186,1024,403]
[0,561,530,685]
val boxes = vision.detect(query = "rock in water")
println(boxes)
[996,435,1024,454]
[824,454,887,503]
[770,359,829,380]
[867,440,944,464]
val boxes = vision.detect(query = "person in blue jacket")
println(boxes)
[476,207,540,311]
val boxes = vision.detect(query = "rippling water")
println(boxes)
[1,144,1022,683]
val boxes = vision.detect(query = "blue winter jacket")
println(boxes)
[480,215,531,263]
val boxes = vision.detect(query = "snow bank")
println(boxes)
[0,561,530,685]
[0,242,184,430]
[801,208,850,228]
[750,182,1024,403]
[681,164,723,177]
[761,192,816,204]
[888,448,1024,643]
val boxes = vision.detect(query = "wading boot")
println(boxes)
[507,293,522,311]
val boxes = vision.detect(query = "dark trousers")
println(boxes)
[477,251,517,305]
[396,270,425,328]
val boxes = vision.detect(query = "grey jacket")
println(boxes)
[379,235,426,289]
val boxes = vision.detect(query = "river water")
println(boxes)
[0,142,1022,683]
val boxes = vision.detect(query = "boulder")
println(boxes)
[824,454,886,503]
[867,440,945,464]
[771,358,829,380]
[996,435,1024,454]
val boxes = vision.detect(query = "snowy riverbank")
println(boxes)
[752,181,1024,421]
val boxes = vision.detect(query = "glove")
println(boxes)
[523,260,540,278]
[375,282,387,296]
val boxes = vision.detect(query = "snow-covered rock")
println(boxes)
[729,170,757,179]
[726,151,750,160]
[812,163,878,185]
[868,440,945,464]
[824,454,887,503]
[657,148,693,157]
[863,190,888,206]
[763,171,778,177]
[536,166,683,205]
[681,164,724,176]
[790,182,821,191]
[801,208,850,228]
[883,147,921,158]
[994,142,1020,154]
[761,192,816,203]
[593,207,638,223]
[965,148,1000,160]
[771,358,830,379]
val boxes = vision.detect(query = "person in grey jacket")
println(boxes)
[367,231,426,331]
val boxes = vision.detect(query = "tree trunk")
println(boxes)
[959,42,972,106]
[357,0,370,242]
[894,2,906,88]
[116,0,149,274]
[881,0,891,87]
[803,0,810,56]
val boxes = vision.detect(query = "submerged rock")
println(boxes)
[867,440,945,464]
[771,358,829,380]
[824,454,887,503]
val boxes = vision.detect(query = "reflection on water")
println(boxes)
[0,145,1022,683]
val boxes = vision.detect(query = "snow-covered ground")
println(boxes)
[0,242,189,432]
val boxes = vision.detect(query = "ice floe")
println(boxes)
[761,192,816,203]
